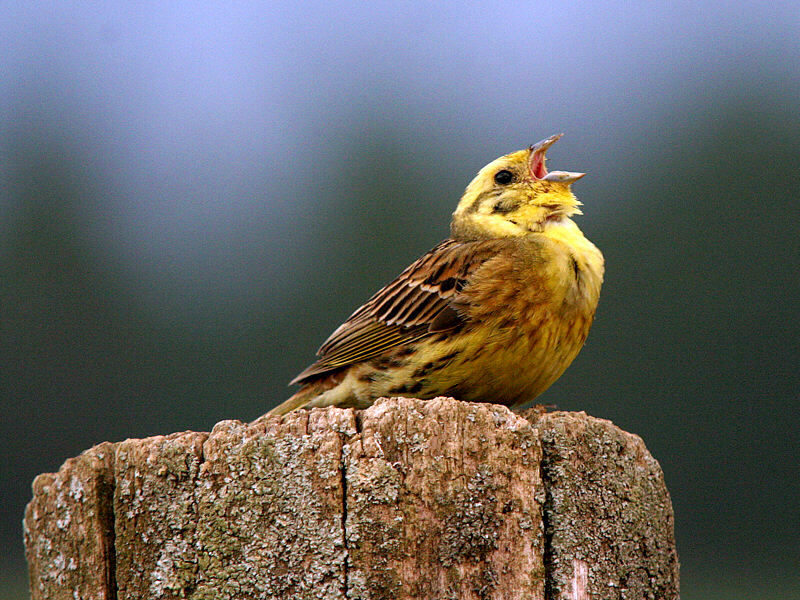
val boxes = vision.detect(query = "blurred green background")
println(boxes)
[2,2,798,598]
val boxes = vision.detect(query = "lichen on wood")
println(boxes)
[342,398,545,599]
[24,441,116,600]
[533,411,680,600]
[24,397,679,600]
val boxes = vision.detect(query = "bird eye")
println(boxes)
[494,170,514,185]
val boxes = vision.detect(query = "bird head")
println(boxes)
[450,134,585,240]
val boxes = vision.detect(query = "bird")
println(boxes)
[269,134,604,416]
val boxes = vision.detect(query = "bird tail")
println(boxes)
[267,387,317,416]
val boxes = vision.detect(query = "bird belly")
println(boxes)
[353,301,592,407]
[425,312,590,405]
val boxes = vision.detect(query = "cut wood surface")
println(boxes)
[24,397,679,600]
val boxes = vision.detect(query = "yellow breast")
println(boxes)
[411,219,604,405]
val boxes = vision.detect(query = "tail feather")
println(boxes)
[270,370,349,416]
[267,388,316,416]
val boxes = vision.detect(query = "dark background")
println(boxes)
[2,3,799,598]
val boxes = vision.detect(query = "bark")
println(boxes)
[24,397,679,600]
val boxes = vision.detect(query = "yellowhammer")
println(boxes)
[269,134,604,415]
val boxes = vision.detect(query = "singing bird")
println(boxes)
[269,134,604,416]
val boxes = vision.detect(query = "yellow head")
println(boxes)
[451,134,585,241]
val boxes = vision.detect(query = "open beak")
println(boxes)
[528,133,563,179]
[529,133,585,183]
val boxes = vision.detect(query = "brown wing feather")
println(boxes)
[290,238,506,385]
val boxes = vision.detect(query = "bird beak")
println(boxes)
[542,170,586,183]
[529,133,564,179]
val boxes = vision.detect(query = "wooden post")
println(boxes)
[24,397,679,600]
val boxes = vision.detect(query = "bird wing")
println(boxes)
[290,238,505,385]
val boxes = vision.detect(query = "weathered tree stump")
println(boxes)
[24,397,679,600]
